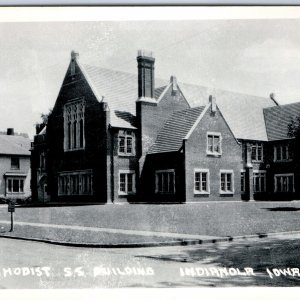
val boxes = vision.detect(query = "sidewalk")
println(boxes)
[1,201,300,247]
[1,220,300,248]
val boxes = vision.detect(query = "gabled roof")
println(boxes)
[80,64,165,129]
[0,134,31,156]
[148,106,206,154]
[80,64,274,140]
[264,102,300,141]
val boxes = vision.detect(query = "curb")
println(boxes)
[0,230,298,248]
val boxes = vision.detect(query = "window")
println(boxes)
[274,174,294,193]
[220,170,234,194]
[253,171,266,193]
[11,157,20,170]
[119,171,136,195]
[40,152,46,170]
[155,169,175,194]
[241,171,246,193]
[118,130,135,156]
[274,145,292,162]
[251,143,263,162]
[207,132,222,155]
[194,169,210,194]
[64,99,85,151]
[6,178,24,194]
[58,170,92,196]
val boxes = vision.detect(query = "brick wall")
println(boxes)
[185,106,242,202]
[46,61,109,203]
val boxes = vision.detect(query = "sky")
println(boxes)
[2,17,300,137]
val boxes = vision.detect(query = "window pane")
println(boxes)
[208,136,213,152]
[288,176,293,192]
[158,173,163,192]
[282,146,287,160]
[169,172,174,193]
[11,157,20,169]
[261,175,265,192]
[8,179,12,192]
[119,137,125,153]
[127,137,133,154]
[73,122,77,148]
[79,119,84,148]
[68,122,72,149]
[127,174,133,193]
[120,174,126,192]
[257,146,262,161]
[226,174,232,191]
[202,173,207,191]
[241,173,245,192]
[221,173,225,191]
[251,146,257,161]
[163,173,168,192]
[276,146,281,161]
[13,180,19,193]
[214,136,220,153]
[20,180,24,193]
[195,172,200,191]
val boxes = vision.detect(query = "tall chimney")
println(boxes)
[7,128,14,136]
[137,50,155,100]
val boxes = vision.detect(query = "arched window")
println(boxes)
[64,99,85,151]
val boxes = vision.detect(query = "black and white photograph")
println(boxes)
[1,6,300,294]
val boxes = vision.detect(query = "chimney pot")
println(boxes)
[7,128,14,136]
[170,75,178,95]
[71,50,79,61]
[209,95,217,113]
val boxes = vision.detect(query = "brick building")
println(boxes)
[31,50,300,203]
[0,128,31,200]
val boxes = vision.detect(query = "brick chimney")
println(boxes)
[70,50,79,76]
[137,50,155,101]
[7,128,14,136]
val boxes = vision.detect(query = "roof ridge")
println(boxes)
[82,63,269,100]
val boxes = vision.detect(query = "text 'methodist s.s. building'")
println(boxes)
[31,50,300,204]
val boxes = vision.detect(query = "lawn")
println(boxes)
[0,201,300,238]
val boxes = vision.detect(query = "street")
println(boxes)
[1,235,300,288]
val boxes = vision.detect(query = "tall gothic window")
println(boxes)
[64,99,85,151]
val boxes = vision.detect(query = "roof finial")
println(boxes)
[270,93,279,106]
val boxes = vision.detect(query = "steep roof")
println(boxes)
[264,102,300,141]
[0,134,31,156]
[80,64,275,140]
[148,106,206,154]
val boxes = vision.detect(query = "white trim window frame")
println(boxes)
[63,98,85,152]
[155,169,175,194]
[118,170,136,196]
[274,173,295,193]
[118,130,135,156]
[253,170,266,193]
[251,143,263,162]
[6,177,25,194]
[206,132,222,156]
[194,169,210,194]
[273,144,291,162]
[220,170,234,194]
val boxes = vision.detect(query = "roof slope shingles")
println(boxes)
[0,135,31,156]
[80,64,275,140]
[149,106,205,154]
[264,102,300,141]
